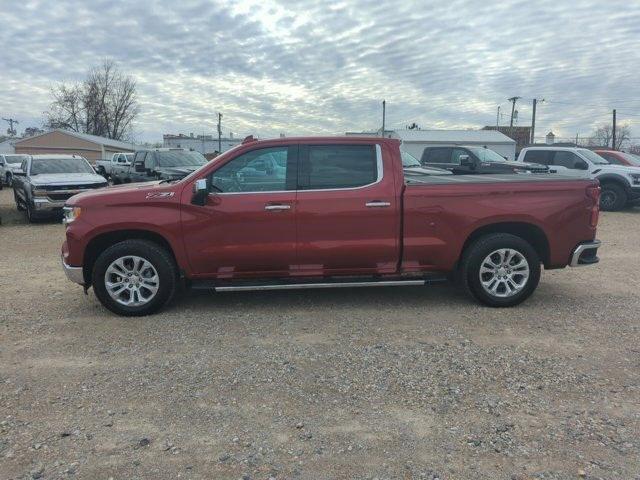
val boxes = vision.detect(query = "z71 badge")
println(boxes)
[146,192,175,199]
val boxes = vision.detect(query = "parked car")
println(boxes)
[594,149,640,168]
[61,136,601,316]
[0,154,30,186]
[517,146,640,211]
[110,148,207,184]
[12,154,107,222]
[95,152,134,182]
[421,145,548,174]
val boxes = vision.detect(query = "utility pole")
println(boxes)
[381,100,386,137]
[530,99,537,145]
[508,96,520,138]
[496,106,500,127]
[217,113,222,152]
[612,109,617,150]
[2,117,19,137]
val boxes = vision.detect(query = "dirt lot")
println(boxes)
[0,187,638,480]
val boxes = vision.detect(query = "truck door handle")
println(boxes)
[264,204,291,211]
[365,201,391,208]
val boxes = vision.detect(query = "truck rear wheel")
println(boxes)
[460,233,540,307]
[92,240,177,316]
[599,183,627,211]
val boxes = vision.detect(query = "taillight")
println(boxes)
[586,185,600,228]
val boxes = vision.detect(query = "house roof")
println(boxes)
[15,129,137,151]
[392,129,516,144]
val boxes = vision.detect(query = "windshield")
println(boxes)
[401,150,421,167]
[466,146,509,163]
[5,154,29,165]
[30,157,94,175]
[621,152,640,167]
[156,151,207,167]
[578,149,609,165]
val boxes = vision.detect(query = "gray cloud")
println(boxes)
[1,0,639,143]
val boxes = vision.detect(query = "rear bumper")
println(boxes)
[570,240,601,267]
[61,255,84,285]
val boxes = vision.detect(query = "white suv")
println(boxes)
[517,147,640,211]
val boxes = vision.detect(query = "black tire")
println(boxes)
[92,240,177,316]
[13,188,25,211]
[25,195,37,223]
[6,173,12,187]
[460,233,541,307]
[600,183,627,211]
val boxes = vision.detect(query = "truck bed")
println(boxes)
[405,172,590,186]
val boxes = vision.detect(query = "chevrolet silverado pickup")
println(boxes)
[13,154,107,222]
[61,136,602,316]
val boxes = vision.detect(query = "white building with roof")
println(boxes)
[347,129,517,160]
[14,129,139,163]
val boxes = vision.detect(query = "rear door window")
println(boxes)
[523,150,552,165]
[299,144,377,190]
[422,148,452,164]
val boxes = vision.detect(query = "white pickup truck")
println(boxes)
[95,152,134,182]
[517,146,640,211]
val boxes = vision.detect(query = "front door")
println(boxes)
[294,143,400,276]
[184,145,298,278]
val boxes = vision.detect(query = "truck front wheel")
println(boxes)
[460,233,540,307]
[92,240,177,316]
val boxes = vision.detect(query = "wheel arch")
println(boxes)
[596,173,630,192]
[461,222,550,267]
[82,229,179,285]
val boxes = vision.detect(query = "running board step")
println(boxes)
[192,276,447,292]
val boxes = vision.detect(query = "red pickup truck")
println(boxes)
[61,136,601,316]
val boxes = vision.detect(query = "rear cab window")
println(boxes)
[522,150,552,165]
[298,144,378,190]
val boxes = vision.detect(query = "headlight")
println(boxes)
[629,173,640,186]
[63,206,82,225]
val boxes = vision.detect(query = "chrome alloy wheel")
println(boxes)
[479,248,530,298]
[104,256,159,307]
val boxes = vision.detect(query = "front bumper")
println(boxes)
[61,255,84,285]
[629,186,640,201]
[570,240,601,267]
[33,197,66,211]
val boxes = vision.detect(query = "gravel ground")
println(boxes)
[0,188,639,480]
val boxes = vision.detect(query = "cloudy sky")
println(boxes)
[1,0,639,143]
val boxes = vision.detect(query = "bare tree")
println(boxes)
[589,123,631,150]
[44,60,139,141]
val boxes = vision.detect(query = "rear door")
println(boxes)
[294,142,399,276]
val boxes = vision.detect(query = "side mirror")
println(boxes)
[459,154,473,167]
[135,162,146,172]
[192,178,209,206]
